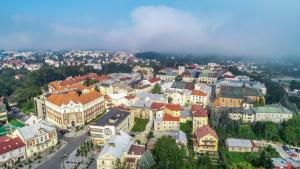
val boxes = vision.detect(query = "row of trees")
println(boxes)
[251,115,300,146]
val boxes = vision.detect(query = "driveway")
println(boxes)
[36,133,88,169]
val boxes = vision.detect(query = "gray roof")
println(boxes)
[132,92,166,108]
[98,131,132,159]
[226,138,252,148]
[17,121,56,140]
[253,104,293,114]
[93,108,130,127]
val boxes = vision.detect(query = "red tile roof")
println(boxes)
[165,104,180,111]
[195,126,218,139]
[192,104,208,117]
[163,113,180,121]
[149,77,160,84]
[151,102,166,110]
[192,90,207,97]
[97,75,112,81]
[47,90,102,106]
[125,95,136,100]
[0,136,25,155]
[128,145,145,155]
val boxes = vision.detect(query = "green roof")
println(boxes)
[220,86,263,99]
[253,104,293,114]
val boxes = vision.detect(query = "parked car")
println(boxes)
[283,145,290,152]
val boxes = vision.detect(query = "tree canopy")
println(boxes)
[154,136,185,169]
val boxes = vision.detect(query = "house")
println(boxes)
[131,92,167,119]
[254,104,293,123]
[97,131,133,169]
[148,77,161,86]
[192,105,208,132]
[228,108,256,123]
[96,131,145,169]
[154,111,180,132]
[0,136,26,168]
[12,117,58,158]
[89,108,133,146]
[225,138,257,152]
[193,126,218,155]
[99,83,114,95]
[190,90,209,106]
[164,104,181,117]
[45,90,105,128]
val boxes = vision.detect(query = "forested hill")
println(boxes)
[135,52,243,65]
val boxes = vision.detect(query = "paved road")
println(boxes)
[37,133,88,169]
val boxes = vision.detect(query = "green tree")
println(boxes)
[281,115,300,146]
[151,83,162,94]
[197,153,212,169]
[114,159,129,169]
[290,80,300,90]
[139,150,156,169]
[154,136,185,169]
[83,78,98,86]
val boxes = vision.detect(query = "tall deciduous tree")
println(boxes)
[151,83,162,94]
[154,136,185,169]
[139,150,155,169]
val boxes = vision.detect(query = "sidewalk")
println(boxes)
[18,140,67,169]
[61,139,95,169]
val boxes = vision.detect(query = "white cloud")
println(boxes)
[101,5,290,57]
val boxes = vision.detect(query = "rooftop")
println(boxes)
[93,108,130,127]
[0,136,25,155]
[253,104,293,114]
[226,138,252,148]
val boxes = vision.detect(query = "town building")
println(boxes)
[45,90,105,128]
[192,105,208,132]
[0,136,26,168]
[34,95,47,119]
[216,86,264,108]
[96,131,145,169]
[12,116,58,158]
[193,126,218,155]
[254,104,293,123]
[89,108,133,146]
[225,138,257,152]
[190,90,210,106]
[154,111,180,132]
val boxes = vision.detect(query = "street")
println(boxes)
[36,133,88,169]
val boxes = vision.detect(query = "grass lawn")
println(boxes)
[9,119,25,128]
[21,107,35,115]
[131,118,148,132]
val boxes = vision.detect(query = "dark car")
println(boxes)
[282,145,290,152]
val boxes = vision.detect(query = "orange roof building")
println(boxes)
[45,90,105,128]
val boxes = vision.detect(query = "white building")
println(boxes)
[12,116,58,158]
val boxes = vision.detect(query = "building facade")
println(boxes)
[0,136,26,168]
[45,90,105,128]
[193,126,218,155]
[89,108,133,146]
[12,117,58,158]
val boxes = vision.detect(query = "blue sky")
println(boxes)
[0,0,300,57]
